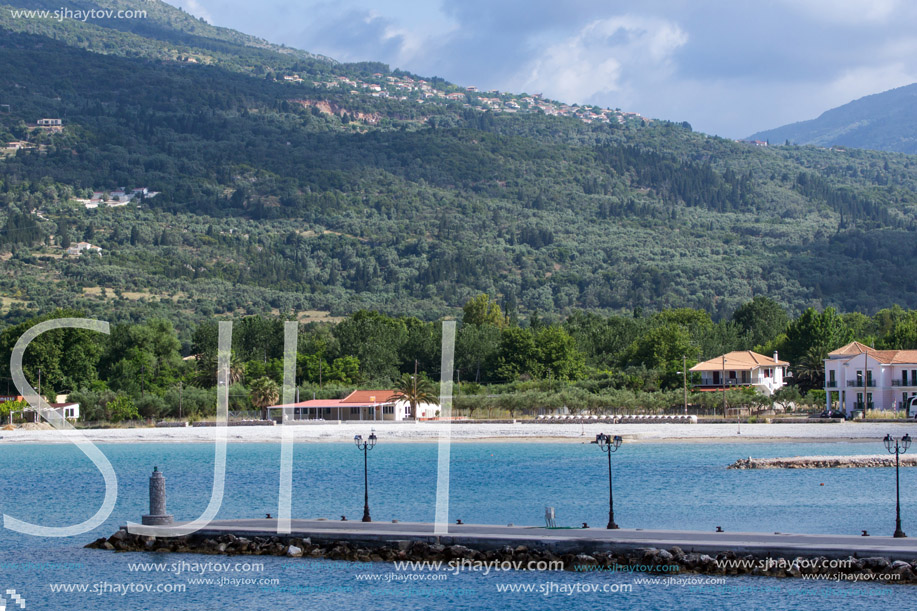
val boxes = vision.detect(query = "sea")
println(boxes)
[0,439,914,610]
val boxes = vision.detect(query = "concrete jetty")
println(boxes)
[88,519,917,583]
[88,467,917,584]
[117,519,917,560]
[729,455,917,469]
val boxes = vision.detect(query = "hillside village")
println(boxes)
[282,72,649,127]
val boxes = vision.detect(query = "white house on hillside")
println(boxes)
[690,350,789,396]
[824,341,917,414]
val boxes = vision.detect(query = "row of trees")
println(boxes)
[0,295,914,421]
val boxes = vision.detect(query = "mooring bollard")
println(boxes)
[141,466,174,526]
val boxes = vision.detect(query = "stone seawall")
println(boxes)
[86,529,917,584]
[729,455,917,469]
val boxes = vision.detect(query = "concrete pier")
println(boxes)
[120,519,917,561]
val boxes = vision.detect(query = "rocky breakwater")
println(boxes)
[729,455,917,469]
[86,529,917,584]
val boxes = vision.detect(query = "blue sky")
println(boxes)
[169,0,917,138]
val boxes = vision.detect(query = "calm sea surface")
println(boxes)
[0,440,914,609]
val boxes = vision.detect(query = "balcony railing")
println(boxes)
[852,402,875,411]
[826,381,837,388]
[846,381,876,387]
[891,380,915,387]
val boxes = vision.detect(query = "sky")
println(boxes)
[168,0,917,138]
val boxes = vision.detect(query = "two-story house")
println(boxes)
[690,351,789,396]
[824,341,917,415]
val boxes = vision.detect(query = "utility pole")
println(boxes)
[682,355,688,415]
[721,355,726,419]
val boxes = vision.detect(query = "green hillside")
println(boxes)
[748,83,917,154]
[3,0,917,336]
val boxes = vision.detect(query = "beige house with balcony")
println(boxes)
[690,350,789,396]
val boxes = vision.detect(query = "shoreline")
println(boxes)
[1,422,914,444]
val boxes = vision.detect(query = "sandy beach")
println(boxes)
[1,421,914,444]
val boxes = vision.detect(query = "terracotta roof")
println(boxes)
[830,342,917,365]
[827,341,873,357]
[690,351,789,373]
[341,390,397,404]
[267,399,347,409]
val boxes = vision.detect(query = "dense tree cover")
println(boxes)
[1,298,915,420]
[4,0,917,427]
[4,14,917,327]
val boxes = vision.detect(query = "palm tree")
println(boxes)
[249,376,280,420]
[196,351,244,387]
[387,373,438,418]
[795,344,830,393]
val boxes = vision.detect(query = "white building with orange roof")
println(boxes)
[689,350,789,396]
[265,389,439,422]
[824,341,917,415]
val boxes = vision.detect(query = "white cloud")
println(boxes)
[513,16,687,104]
[173,0,214,24]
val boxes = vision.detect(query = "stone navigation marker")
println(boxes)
[141,466,174,526]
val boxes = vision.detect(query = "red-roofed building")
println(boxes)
[689,351,789,396]
[265,389,438,422]
[17,401,80,422]
[824,341,917,416]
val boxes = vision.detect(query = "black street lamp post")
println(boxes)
[354,432,377,522]
[596,433,623,529]
[883,433,911,538]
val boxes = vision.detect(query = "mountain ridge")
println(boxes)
[747,83,917,153]
[2,0,917,331]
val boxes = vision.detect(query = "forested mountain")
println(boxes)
[3,0,917,340]
[748,83,917,154]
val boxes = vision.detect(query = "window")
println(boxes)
[829,370,835,383]
[856,370,863,385]
[383,405,394,415]
[904,370,909,385]
[350,407,360,415]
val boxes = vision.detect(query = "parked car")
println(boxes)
[817,409,847,420]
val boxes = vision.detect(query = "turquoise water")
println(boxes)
[0,441,914,609]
